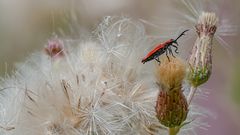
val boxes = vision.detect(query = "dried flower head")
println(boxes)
[155,56,188,128]
[155,56,186,91]
[188,12,218,87]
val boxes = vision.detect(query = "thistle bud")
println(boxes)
[155,57,188,128]
[45,37,65,58]
[188,12,218,87]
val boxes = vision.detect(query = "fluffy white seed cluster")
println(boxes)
[0,17,166,135]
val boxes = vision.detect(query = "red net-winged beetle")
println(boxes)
[142,30,189,64]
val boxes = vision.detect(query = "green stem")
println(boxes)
[169,128,176,135]
[187,86,197,104]
[169,127,181,135]
[174,127,180,134]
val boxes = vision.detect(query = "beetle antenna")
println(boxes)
[174,29,189,42]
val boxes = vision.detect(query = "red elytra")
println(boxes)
[142,39,173,62]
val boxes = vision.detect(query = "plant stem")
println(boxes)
[187,86,197,104]
[169,127,181,135]
[169,128,176,135]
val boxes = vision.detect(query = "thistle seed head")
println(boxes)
[188,12,218,87]
[0,17,164,135]
[155,56,188,128]
[155,56,186,91]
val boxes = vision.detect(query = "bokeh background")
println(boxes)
[0,0,239,134]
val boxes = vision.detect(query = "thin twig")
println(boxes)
[187,86,197,104]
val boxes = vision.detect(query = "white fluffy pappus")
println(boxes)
[0,17,166,135]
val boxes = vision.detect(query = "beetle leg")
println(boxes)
[174,41,179,46]
[166,49,170,61]
[155,57,161,65]
[168,47,175,58]
[172,45,179,53]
